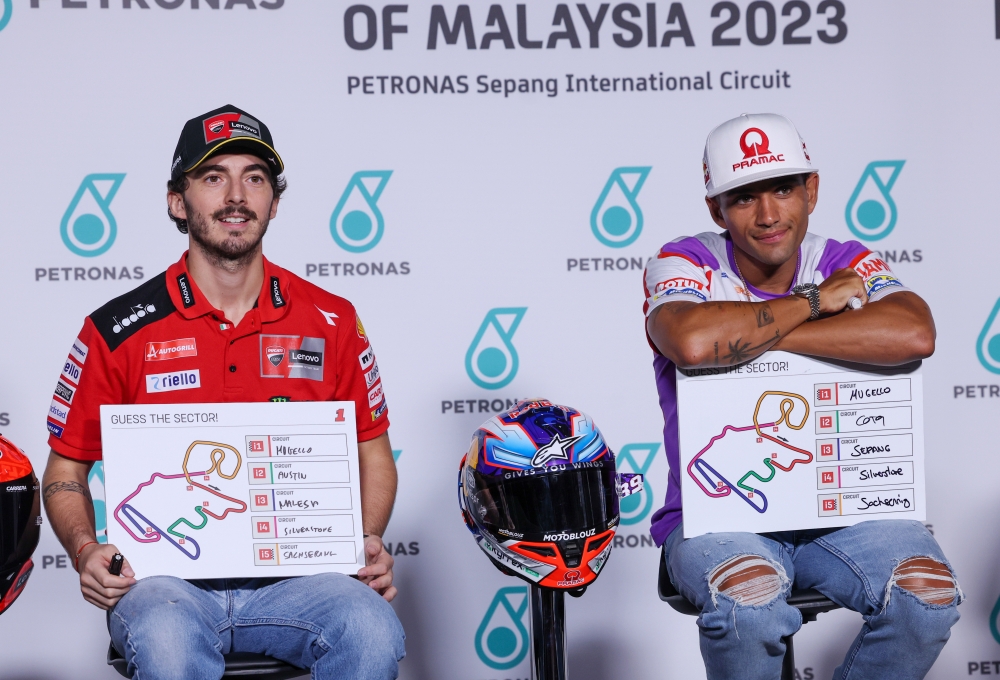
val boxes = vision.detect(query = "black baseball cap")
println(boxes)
[170,104,284,181]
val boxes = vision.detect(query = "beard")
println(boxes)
[186,202,269,271]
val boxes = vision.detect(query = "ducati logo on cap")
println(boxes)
[266,346,285,367]
[203,112,262,144]
[733,127,785,172]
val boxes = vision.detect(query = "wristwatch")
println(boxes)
[791,283,820,320]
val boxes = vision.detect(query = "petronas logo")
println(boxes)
[61,174,126,257]
[466,308,527,390]
[591,167,651,248]
[845,161,905,242]
[330,171,392,253]
[475,586,529,670]
[0,0,12,33]
[978,298,1000,374]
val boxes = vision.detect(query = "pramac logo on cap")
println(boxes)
[733,127,785,172]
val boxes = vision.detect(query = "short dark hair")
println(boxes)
[166,167,288,234]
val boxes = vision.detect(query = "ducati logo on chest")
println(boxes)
[260,335,325,382]
[266,346,285,367]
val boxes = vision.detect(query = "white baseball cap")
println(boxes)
[702,113,817,198]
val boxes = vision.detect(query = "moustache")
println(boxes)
[212,207,259,222]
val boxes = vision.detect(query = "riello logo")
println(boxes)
[330,171,392,253]
[616,443,661,525]
[845,161,905,242]
[61,174,126,257]
[475,586,529,670]
[466,308,527,390]
[591,167,651,248]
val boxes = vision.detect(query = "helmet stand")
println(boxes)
[529,585,567,680]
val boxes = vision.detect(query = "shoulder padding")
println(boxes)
[89,272,175,352]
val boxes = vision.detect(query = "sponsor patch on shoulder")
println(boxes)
[356,315,368,343]
[61,358,83,385]
[368,383,384,407]
[54,379,75,405]
[851,251,904,298]
[145,369,201,394]
[70,338,89,364]
[47,421,65,438]
[364,362,380,388]
[48,399,70,424]
[358,346,374,371]
[371,400,387,421]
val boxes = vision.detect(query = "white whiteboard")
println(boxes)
[101,402,364,579]
[677,352,925,537]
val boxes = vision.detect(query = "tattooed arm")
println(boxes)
[42,450,135,609]
[772,291,935,365]
[647,267,868,369]
[646,296,811,368]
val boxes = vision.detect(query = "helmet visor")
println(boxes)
[470,465,619,539]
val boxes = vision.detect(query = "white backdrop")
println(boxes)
[1,2,1000,678]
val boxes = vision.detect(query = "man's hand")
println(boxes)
[817,267,867,314]
[358,535,397,602]
[78,543,136,610]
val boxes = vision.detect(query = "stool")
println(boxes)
[657,546,840,680]
[107,642,308,679]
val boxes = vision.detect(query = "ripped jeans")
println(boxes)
[663,520,961,680]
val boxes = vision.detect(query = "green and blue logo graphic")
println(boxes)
[977,298,1000,374]
[991,593,1000,644]
[466,308,527,390]
[330,171,392,253]
[0,0,12,33]
[591,167,651,248]
[89,462,107,544]
[845,161,905,242]
[616,443,660,525]
[475,586,529,670]
[61,174,125,257]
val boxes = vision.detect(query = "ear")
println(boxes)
[805,173,820,215]
[167,192,187,221]
[705,195,729,231]
[269,196,280,221]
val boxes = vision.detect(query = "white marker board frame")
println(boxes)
[677,351,925,537]
[101,402,364,579]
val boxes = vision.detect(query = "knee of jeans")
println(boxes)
[333,594,405,660]
[708,554,788,607]
[888,557,961,607]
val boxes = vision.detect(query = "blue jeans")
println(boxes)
[109,574,405,680]
[663,520,961,680]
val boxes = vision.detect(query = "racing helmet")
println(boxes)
[0,435,41,615]
[459,400,640,593]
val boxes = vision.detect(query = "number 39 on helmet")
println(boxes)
[458,400,642,594]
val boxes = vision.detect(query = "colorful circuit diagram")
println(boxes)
[113,441,248,560]
[686,391,812,514]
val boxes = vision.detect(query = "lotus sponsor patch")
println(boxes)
[260,335,325,381]
[145,338,197,362]
[145,369,201,394]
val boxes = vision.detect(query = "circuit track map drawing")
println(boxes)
[101,402,366,579]
[114,441,247,560]
[687,391,811,514]
[677,352,925,537]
